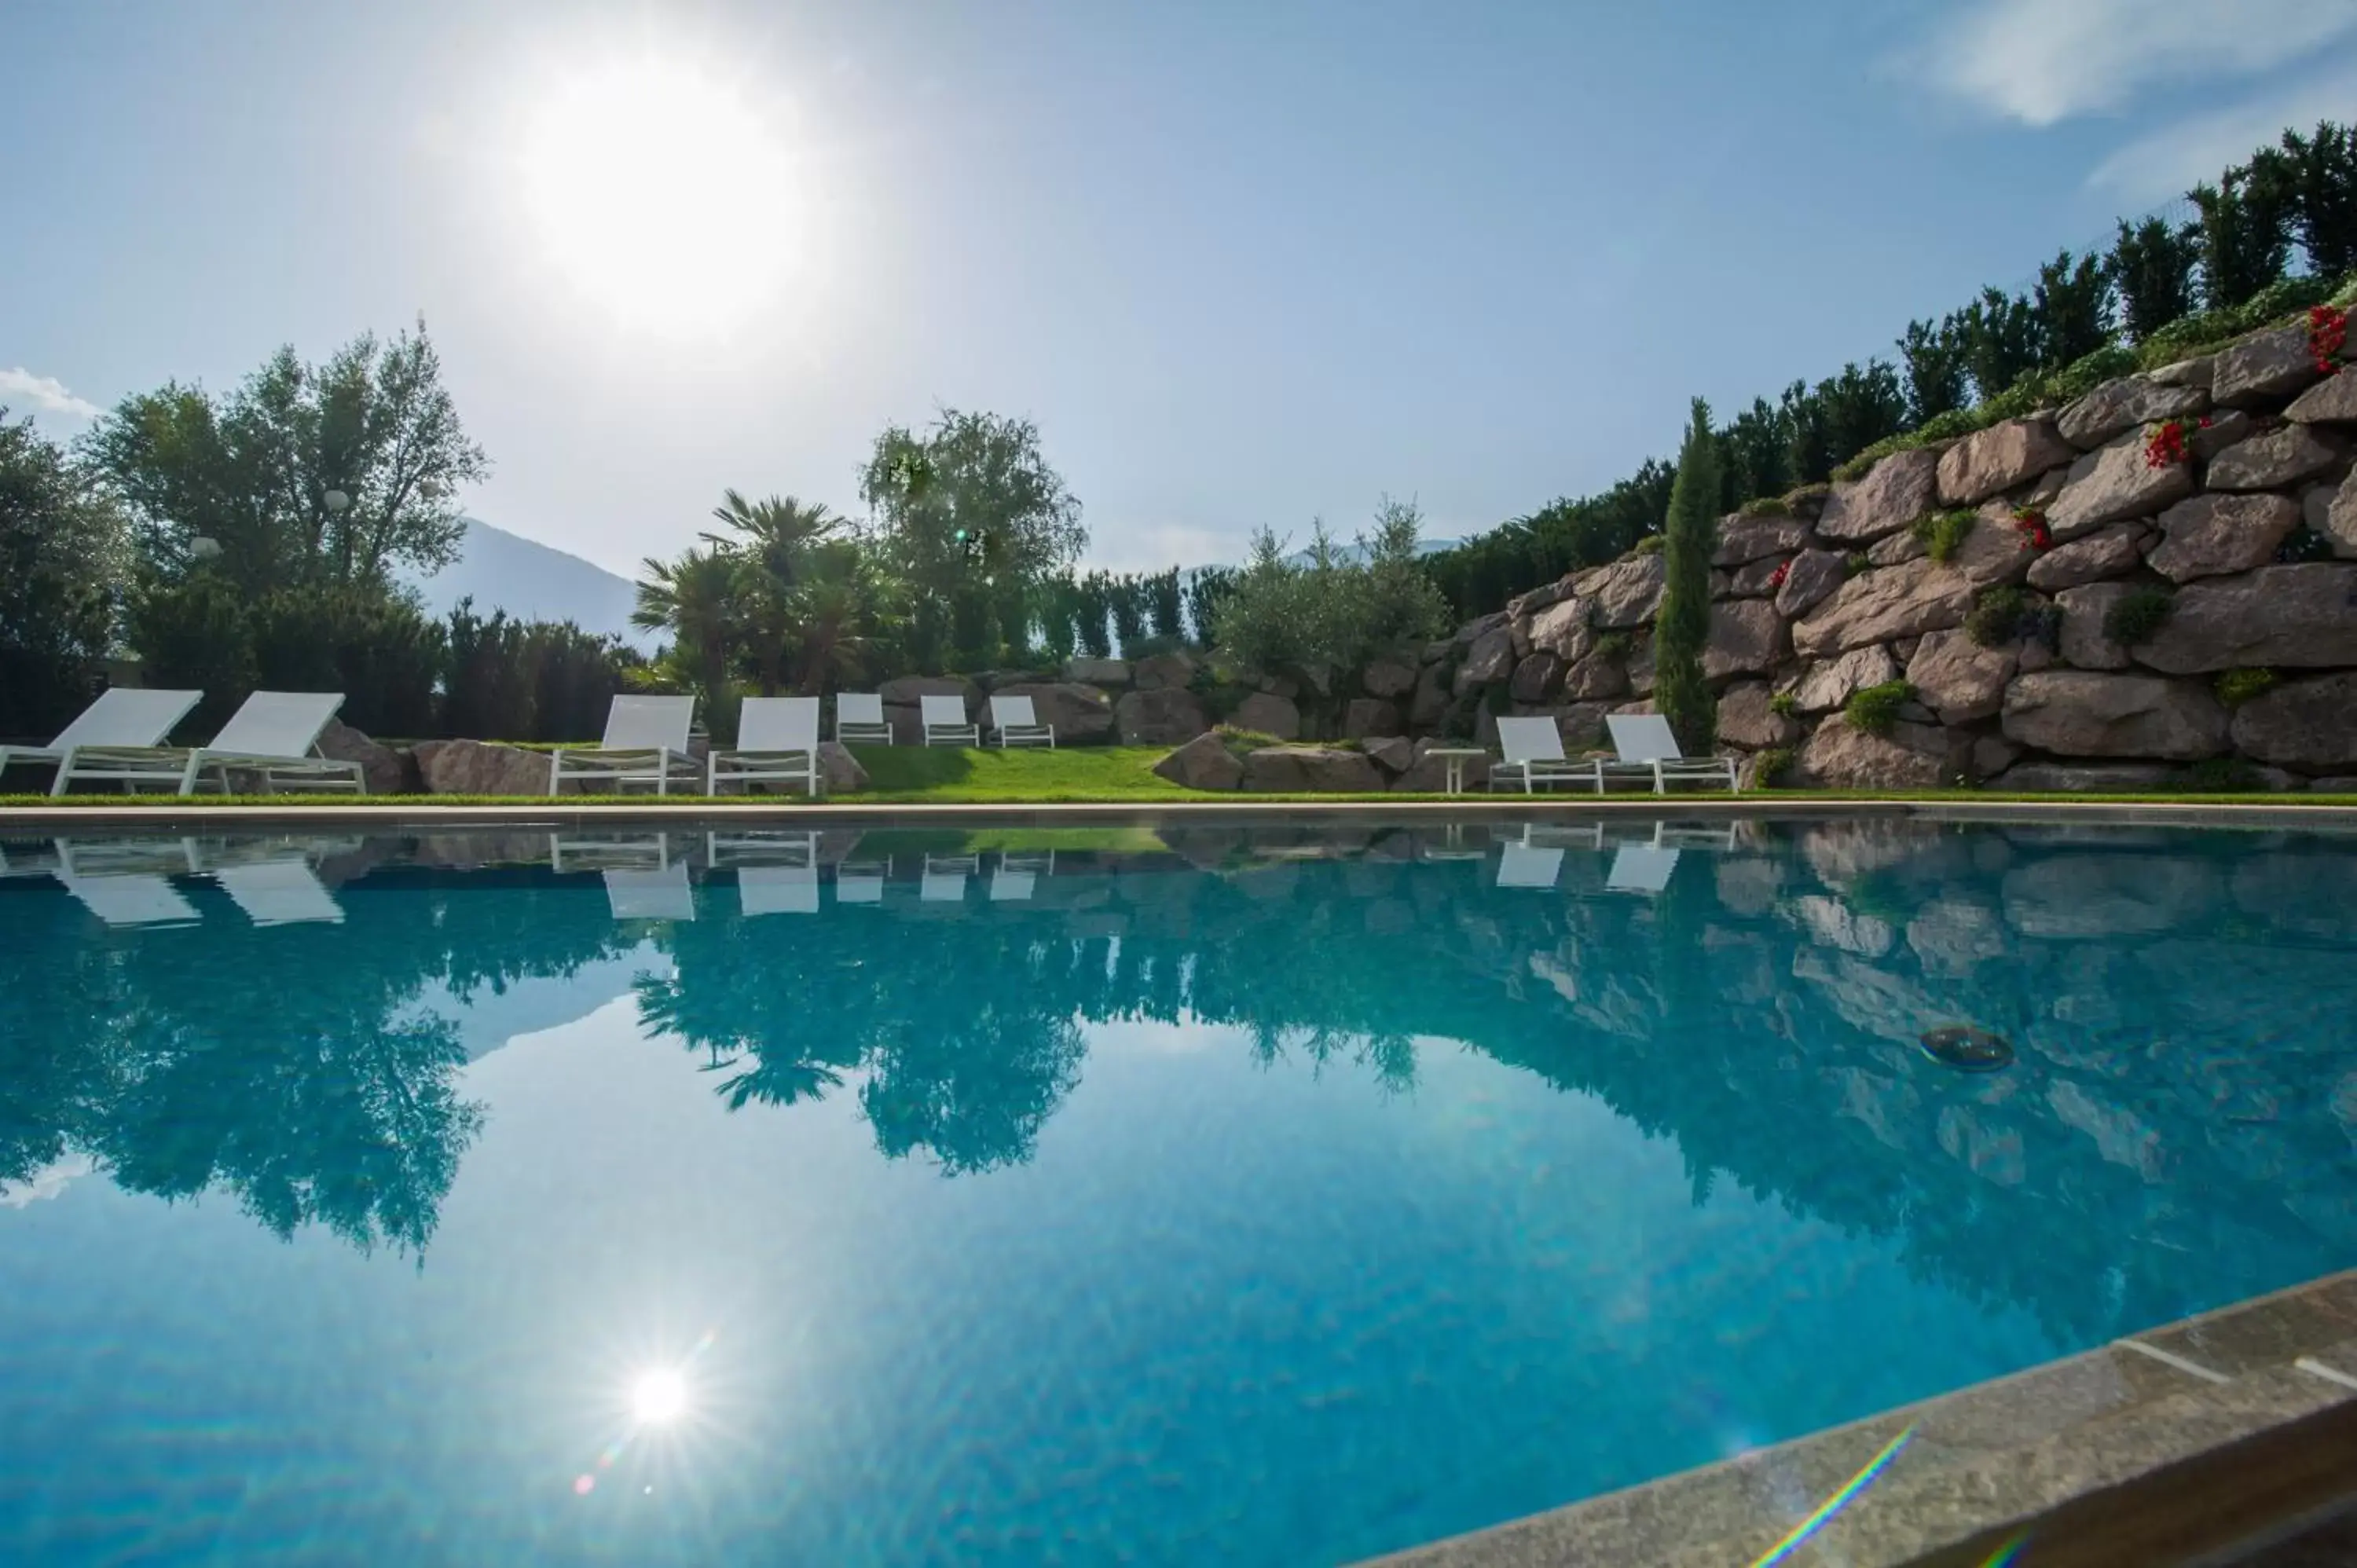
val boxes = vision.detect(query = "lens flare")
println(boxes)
[631,1367,689,1424]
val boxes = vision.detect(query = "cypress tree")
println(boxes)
[1653,397,1720,757]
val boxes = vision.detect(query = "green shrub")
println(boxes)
[1767,691,1798,717]
[1843,552,1871,577]
[2277,525,2335,564]
[2215,667,2278,707]
[1752,746,1794,785]
[1911,508,1978,563]
[1843,680,1912,736]
[1214,724,1284,755]
[2134,271,2349,369]
[2103,585,2176,646]
[1592,630,1631,661]
[1632,533,1666,555]
[1736,495,1791,518]
[1966,585,2025,647]
[2179,757,2265,793]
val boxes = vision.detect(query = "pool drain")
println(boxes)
[1918,1025,2014,1072]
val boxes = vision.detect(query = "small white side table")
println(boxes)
[1423,748,1488,796]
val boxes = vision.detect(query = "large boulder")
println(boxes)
[1560,648,1628,701]
[1459,624,1517,683]
[2000,671,2230,759]
[1937,416,2075,504]
[1408,664,1450,730]
[994,682,1116,742]
[1507,652,1563,703]
[1702,598,1790,680]
[414,738,550,796]
[2286,371,2357,424]
[1906,629,2018,725]
[2054,581,2134,670]
[1131,651,1198,691]
[2229,672,2357,768]
[317,719,411,794]
[2203,424,2343,491]
[1793,719,1945,789]
[1230,691,1302,739]
[2044,431,2198,540]
[2026,522,2146,592]
[1951,507,2036,588]
[1774,548,1847,619]
[1242,745,1386,793]
[1791,557,1974,658]
[1728,554,1794,596]
[2058,374,2210,449]
[817,742,870,793]
[1711,514,1810,566]
[1787,643,1900,713]
[2136,563,2357,672]
[1506,577,1581,621]
[1451,610,1508,649]
[2211,324,2326,406]
[2144,493,2300,582]
[1342,697,1402,738]
[1061,657,1131,687]
[1817,447,1941,543]
[1152,731,1244,790]
[1576,554,1666,628]
[1717,682,1801,749]
[1361,657,1418,698]
[1114,686,1209,746]
[1362,735,1413,774]
[1523,595,1594,663]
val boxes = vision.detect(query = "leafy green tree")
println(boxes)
[1182,566,1237,649]
[2193,164,2292,310]
[0,410,129,739]
[1652,399,1719,757]
[2110,217,2202,342]
[1355,497,1450,653]
[83,318,486,596]
[245,585,444,737]
[856,409,1085,654]
[2275,122,2357,278]
[1718,397,1795,506]
[2031,249,2115,368]
[1959,287,2042,402]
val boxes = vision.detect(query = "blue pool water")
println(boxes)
[2,815,2354,1565]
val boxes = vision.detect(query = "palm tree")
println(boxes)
[704,491,845,695]
[631,546,742,709]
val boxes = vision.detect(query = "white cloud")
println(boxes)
[2089,64,2357,200]
[1919,0,2357,126]
[0,1152,95,1209]
[0,367,103,423]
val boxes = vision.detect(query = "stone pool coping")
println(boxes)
[1362,1271,2357,1567]
[7,797,2357,833]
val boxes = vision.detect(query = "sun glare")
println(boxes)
[519,55,800,333]
[630,1367,690,1425]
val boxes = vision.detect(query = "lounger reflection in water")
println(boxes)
[551,833,696,921]
[1494,824,1602,888]
[922,853,980,901]
[53,838,203,926]
[707,831,819,916]
[208,855,346,925]
[990,849,1054,901]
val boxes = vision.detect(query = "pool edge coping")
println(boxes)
[1358,1269,2357,1567]
[7,797,2357,832]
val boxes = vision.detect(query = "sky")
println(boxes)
[5,0,2356,580]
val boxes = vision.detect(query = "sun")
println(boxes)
[519,54,800,333]
[630,1366,691,1425]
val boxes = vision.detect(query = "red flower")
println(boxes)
[2311,305,2348,376]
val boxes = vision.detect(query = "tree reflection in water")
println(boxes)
[2,818,2355,1348]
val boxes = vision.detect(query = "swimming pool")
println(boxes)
[2,815,2352,1565]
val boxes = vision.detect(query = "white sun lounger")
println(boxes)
[988,694,1055,749]
[708,696,821,797]
[921,694,979,748]
[1600,713,1739,795]
[548,695,701,796]
[0,688,202,795]
[1487,716,1601,794]
[52,691,363,797]
[834,692,893,746]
